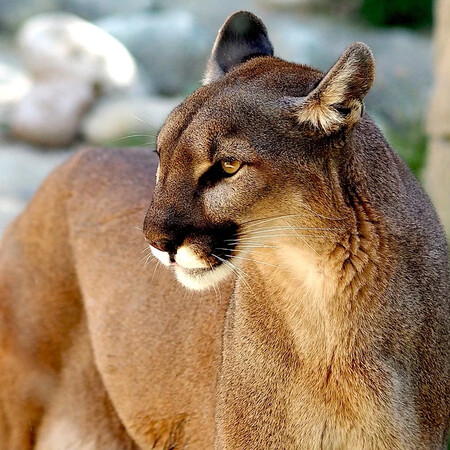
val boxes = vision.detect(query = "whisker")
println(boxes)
[238,208,347,230]
[137,141,155,147]
[141,252,153,263]
[223,253,286,271]
[131,115,156,127]
[151,260,161,282]
[225,233,330,243]
[216,256,257,300]
[282,217,319,256]
[128,235,143,244]
[208,259,222,303]
[216,247,272,257]
[143,254,156,267]
[217,243,277,251]
[240,213,313,230]
[109,133,156,145]
[237,243,278,249]
[213,253,238,278]
[238,226,344,237]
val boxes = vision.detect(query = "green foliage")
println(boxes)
[360,0,433,28]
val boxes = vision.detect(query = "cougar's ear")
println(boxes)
[203,11,274,85]
[294,42,375,134]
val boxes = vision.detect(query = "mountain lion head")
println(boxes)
[143,11,375,290]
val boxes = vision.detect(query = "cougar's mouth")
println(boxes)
[149,244,235,291]
[174,262,234,291]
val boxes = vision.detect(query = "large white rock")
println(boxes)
[10,76,95,147]
[81,95,182,145]
[17,13,138,93]
[0,56,31,125]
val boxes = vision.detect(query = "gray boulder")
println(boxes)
[81,95,182,145]
[0,53,31,126]
[10,77,95,147]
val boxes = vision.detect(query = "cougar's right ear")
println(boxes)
[203,11,274,85]
[291,42,375,134]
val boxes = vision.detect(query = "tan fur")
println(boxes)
[296,42,374,134]
[0,11,449,450]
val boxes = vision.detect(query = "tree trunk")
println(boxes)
[425,0,450,239]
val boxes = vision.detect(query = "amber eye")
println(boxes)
[221,159,242,175]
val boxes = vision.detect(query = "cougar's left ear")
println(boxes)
[203,11,274,85]
[295,42,375,134]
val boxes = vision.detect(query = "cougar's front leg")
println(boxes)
[35,320,139,450]
[0,156,82,448]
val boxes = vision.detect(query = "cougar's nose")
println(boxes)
[143,201,187,257]
[143,212,180,257]
[149,237,177,255]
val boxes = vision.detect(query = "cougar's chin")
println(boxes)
[174,263,233,291]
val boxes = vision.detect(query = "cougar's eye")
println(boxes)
[221,159,242,176]
[199,159,243,188]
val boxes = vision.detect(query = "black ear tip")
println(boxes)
[203,10,274,84]
[221,11,269,38]
[224,10,266,27]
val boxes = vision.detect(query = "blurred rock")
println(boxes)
[0,197,26,233]
[10,77,94,147]
[0,142,70,235]
[81,95,181,145]
[17,13,138,93]
[0,55,31,125]
[97,10,210,95]
[60,0,153,21]
[0,0,59,30]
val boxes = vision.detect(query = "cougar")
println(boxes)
[0,10,448,450]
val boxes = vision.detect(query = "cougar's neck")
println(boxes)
[232,186,391,350]
[215,190,393,449]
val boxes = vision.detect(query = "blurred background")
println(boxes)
[0,0,449,237]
